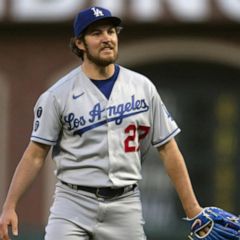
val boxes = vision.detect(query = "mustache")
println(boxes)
[100,43,114,50]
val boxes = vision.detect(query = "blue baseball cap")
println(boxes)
[74,6,121,37]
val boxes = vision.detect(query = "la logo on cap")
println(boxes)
[91,7,104,17]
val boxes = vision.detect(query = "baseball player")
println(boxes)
[0,6,204,240]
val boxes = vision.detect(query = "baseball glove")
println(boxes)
[185,207,240,240]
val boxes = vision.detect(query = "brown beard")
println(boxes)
[83,41,118,67]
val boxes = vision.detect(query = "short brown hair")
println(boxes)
[69,36,85,60]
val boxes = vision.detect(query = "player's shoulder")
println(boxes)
[35,66,81,107]
[119,65,156,90]
[47,66,81,93]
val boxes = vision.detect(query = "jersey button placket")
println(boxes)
[106,118,115,183]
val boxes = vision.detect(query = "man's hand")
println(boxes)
[0,141,50,240]
[0,208,18,240]
[186,207,240,240]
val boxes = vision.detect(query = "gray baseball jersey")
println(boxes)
[31,65,180,187]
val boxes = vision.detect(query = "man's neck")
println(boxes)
[81,62,115,80]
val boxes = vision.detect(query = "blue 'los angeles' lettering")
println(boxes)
[63,95,149,134]
[89,103,105,123]
[64,113,86,130]
[107,95,149,125]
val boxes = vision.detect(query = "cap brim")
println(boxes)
[102,16,121,26]
[84,16,121,31]
[75,16,121,37]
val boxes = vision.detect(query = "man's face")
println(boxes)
[77,20,119,67]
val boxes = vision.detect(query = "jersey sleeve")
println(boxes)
[151,87,180,147]
[31,91,62,145]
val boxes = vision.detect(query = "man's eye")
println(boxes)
[91,31,101,36]
[108,29,116,34]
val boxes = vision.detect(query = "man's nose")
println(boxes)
[101,31,111,42]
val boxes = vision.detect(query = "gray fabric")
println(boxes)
[45,182,147,240]
[31,66,179,187]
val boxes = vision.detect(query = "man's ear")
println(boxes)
[75,38,85,51]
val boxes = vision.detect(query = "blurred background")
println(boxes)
[1,0,240,239]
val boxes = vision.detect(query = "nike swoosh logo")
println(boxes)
[72,92,85,99]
